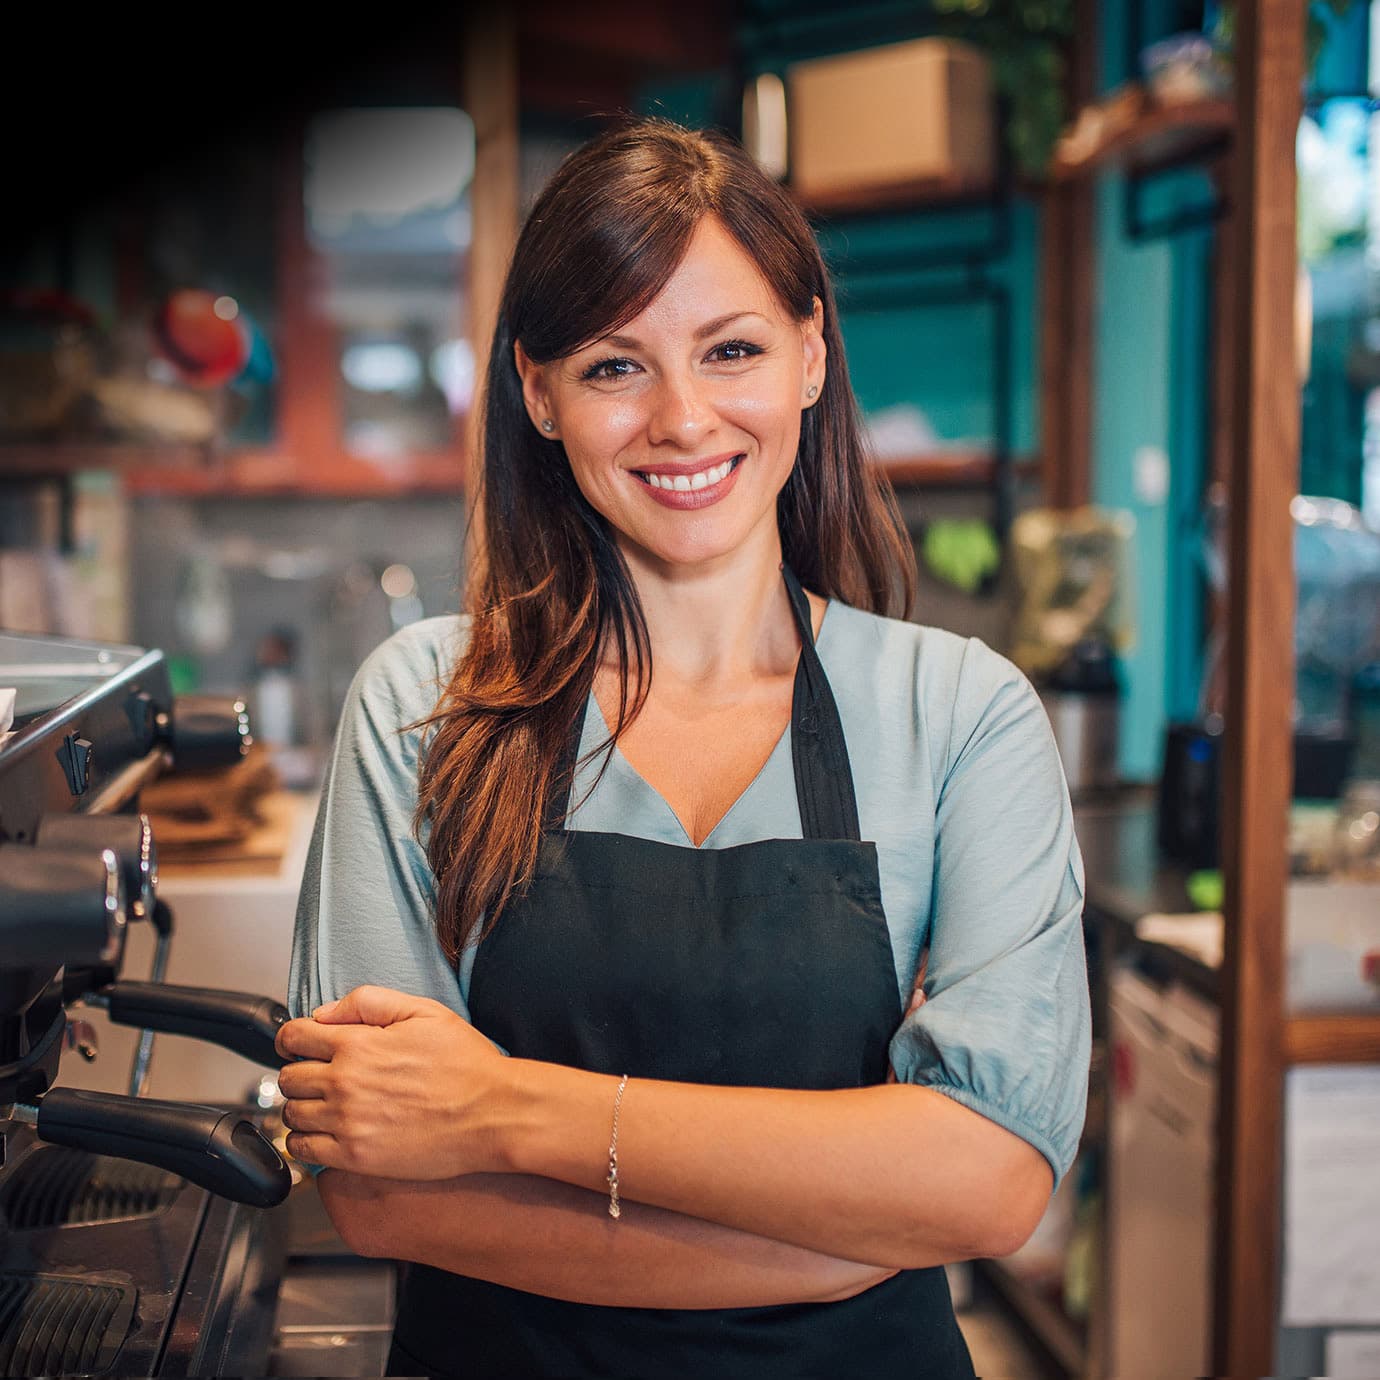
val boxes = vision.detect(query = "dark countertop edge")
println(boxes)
[1072,793,1223,1002]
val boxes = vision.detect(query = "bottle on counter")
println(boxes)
[252,628,299,751]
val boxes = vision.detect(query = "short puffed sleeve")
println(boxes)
[887,637,1091,1190]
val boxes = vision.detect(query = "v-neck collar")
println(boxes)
[578,598,834,850]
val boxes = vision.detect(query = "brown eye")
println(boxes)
[582,357,637,382]
[709,340,763,363]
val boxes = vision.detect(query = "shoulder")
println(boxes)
[820,599,1052,790]
[355,613,471,682]
[344,614,472,734]
[822,599,1034,722]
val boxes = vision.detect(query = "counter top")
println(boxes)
[1073,794,1220,1002]
[1074,794,1196,927]
[154,787,320,883]
[1074,795,1380,1060]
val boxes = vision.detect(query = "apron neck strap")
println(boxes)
[781,564,861,842]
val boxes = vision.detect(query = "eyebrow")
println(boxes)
[597,311,770,351]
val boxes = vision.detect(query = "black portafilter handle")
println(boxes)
[168,693,252,770]
[99,981,290,1069]
[0,843,127,972]
[35,1087,290,1208]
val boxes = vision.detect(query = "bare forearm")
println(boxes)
[318,1169,898,1309]
[500,1065,1052,1269]
[276,989,1052,1274]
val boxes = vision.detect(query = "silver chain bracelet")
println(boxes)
[606,1073,629,1219]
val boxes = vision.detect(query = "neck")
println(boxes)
[613,536,805,690]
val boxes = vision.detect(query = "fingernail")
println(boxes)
[314,1000,339,1017]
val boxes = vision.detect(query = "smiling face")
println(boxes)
[513,215,826,577]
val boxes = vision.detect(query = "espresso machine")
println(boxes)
[0,629,295,1377]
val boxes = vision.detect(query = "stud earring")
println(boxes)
[541,419,555,433]
[806,385,818,399]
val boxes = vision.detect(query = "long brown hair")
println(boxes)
[415,116,916,963]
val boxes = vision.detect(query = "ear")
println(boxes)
[513,340,558,438]
[801,296,827,408]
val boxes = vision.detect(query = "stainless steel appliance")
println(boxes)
[0,629,294,1376]
[1106,966,1218,1377]
[1039,637,1123,795]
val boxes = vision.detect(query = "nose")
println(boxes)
[645,370,714,449]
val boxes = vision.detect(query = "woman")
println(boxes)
[278,116,1090,1380]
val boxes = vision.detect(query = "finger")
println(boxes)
[282,1097,334,1135]
[276,1016,348,1062]
[277,1060,333,1100]
[314,985,440,1027]
[284,1131,343,1170]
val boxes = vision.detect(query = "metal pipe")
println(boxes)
[129,926,171,1098]
[85,747,172,816]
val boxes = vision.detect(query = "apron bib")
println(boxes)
[389,567,975,1379]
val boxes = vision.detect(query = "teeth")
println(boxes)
[643,458,738,491]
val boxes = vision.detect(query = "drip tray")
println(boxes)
[267,1180,396,1378]
[0,1123,288,1377]
[0,1271,137,1377]
[0,1146,183,1229]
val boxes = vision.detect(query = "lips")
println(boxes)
[631,451,744,479]
[634,455,741,493]
[630,454,745,510]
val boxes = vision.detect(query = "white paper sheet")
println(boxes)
[1282,1066,1380,1326]
[1326,1330,1380,1377]
[1135,911,1224,968]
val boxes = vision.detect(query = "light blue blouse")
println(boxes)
[287,601,1091,1188]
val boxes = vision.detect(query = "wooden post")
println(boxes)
[1039,179,1095,509]
[276,119,340,489]
[1039,184,1071,500]
[462,10,521,582]
[1212,0,1304,1371]
[1200,151,1237,719]
[1039,0,1096,510]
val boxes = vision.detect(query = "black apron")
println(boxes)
[388,567,975,1380]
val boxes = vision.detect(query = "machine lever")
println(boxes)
[98,980,289,1070]
[31,1087,290,1208]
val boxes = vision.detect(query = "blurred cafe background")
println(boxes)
[2,1,1379,1376]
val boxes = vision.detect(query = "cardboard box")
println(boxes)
[787,38,995,207]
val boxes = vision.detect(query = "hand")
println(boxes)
[275,986,511,1180]
[885,968,928,1085]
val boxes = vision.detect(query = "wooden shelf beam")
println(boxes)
[0,444,469,496]
[1284,1014,1380,1065]
[797,175,998,218]
[1050,95,1234,184]
[873,453,1040,489]
[0,444,209,478]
